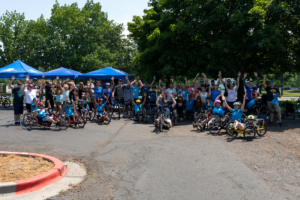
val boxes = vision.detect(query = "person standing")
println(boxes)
[9,76,24,125]
[185,73,199,98]
[23,75,44,112]
[112,76,130,115]
[44,75,55,109]
[263,75,282,127]
[244,72,259,103]
[164,82,177,105]
[140,77,155,103]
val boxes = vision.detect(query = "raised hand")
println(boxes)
[171,78,174,82]
[42,74,45,79]
[254,72,258,77]
[244,93,247,98]
[184,77,187,80]
[11,75,15,81]
[56,76,59,80]
[244,73,247,78]
[26,74,29,81]
[196,73,200,77]
[218,71,222,77]
[66,78,70,82]
[263,74,267,79]
[137,76,140,80]
[125,76,128,80]
[202,73,206,77]
[111,76,114,81]
[238,71,241,77]
[159,79,161,83]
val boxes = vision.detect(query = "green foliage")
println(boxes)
[0,0,136,74]
[128,0,300,80]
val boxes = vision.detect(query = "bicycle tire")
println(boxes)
[20,114,30,129]
[243,125,256,139]
[118,103,121,120]
[256,121,267,137]
[77,114,86,128]
[3,98,11,108]
[56,115,69,130]
[259,105,269,116]
[208,115,221,134]
[159,117,163,132]
[226,122,236,137]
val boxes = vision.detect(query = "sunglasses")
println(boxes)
[17,84,22,86]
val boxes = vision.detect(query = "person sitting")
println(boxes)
[155,94,177,128]
[131,92,147,116]
[183,93,195,119]
[222,93,246,122]
[234,115,256,131]
[94,97,109,120]
[204,97,213,110]
[64,98,77,123]
[245,90,259,114]
[31,97,39,116]
[36,100,57,124]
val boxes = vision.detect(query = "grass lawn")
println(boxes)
[261,90,300,97]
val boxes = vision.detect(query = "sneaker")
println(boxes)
[267,121,273,125]
[15,122,18,125]
[279,123,282,127]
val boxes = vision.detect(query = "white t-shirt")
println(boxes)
[228,89,237,102]
[25,89,38,104]
[164,88,177,101]
[200,92,207,103]
[63,90,70,102]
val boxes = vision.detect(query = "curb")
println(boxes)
[0,151,67,195]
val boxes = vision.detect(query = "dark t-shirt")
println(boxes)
[78,88,86,99]
[265,86,280,101]
[194,99,202,111]
[13,88,24,103]
[45,85,53,98]
[141,86,150,96]
[224,84,231,97]
[176,99,185,111]
[114,85,126,98]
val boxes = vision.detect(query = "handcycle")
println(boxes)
[207,113,231,134]
[226,115,268,139]
[193,108,212,131]
[94,111,111,125]
[0,95,11,108]
[59,113,86,128]
[155,109,167,134]
[20,109,69,130]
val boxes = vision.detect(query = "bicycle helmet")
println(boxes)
[247,115,255,120]
[38,102,44,106]
[66,100,72,104]
[215,100,221,104]
[136,99,141,103]
[106,83,110,86]
[233,102,241,106]
[97,98,103,102]
[78,99,83,102]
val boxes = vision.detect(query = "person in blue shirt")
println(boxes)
[243,72,259,102]
[130,76,142,102]
[245,91,259,114]
[103,77,115,111]
[94,96,109,120]
[149,86,158,108]
[223,93,246,123]
[263,75,282,126]
[64,99,76,123]
[36,100,57,124]
[204,97,213,110]
[178,85,190,100]
[31,97,38,113]
[155,93,177,128]
[183,93,195,119]
[141,77,155,103]
[131,92,147,115]
[211,86,221,102]
[93,79,103,112]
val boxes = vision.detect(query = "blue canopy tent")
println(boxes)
[78,67,134,79]
[30,67,82,79]
[0,60,42,79]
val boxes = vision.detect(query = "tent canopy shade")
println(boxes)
[0,60,42,79]
[78,67,134,79]
[30,67,82,79]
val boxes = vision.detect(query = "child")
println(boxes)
[31,97,39,117]
[234,115,256,131]
[55,89,63,114]
[94,97,109,120]
[37,100,57,124]
[205,97,213,110]
[64,98,76,123]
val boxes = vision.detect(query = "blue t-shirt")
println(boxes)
[246,99,256,109]
[159,105,172,119]
[205,102,213,109]
[178,89,190,99]
[93,86,103,100]
[96,103,106,114]
[213,106,225,117]
[134,104,142,113]
[271,93,280,105]
[64,104,74,116]
[37,109,47,118]
[158,101,163,106]
[104,88,112,101]
[266,86,280,101]
[141,86,150,97]
[245,86,256,100]
[231,109,243,122]
[149,91,157,102]
[31,103,38,111]
[186,98,194,110]
[211,90,220,101]
[132,87,140,98]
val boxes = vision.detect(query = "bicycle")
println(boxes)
[155,110,166,134]
[114,97,126,120]
[0,95,11,108]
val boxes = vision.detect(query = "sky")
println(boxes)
[0,0,150,35]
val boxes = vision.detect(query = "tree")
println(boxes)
[128,0,300,80]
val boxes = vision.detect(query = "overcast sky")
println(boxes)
[0,0,149,35]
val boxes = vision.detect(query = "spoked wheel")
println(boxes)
[256,121,267,137]
[259,105,269,116]
[20,113,33,130]
[159,118,163,132]
[208,116,221,134]
[105,113,111,125]
[226,122,236,137]
[76,114,86,128]
[56,115,69,130]
[243,126,256,140]
[118,104,121,120]
[143,111,147,123]
[3,99,11,108]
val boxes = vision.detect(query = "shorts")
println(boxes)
[177,110,184,118]
[42,116,50,122]
[267,101,281,112]
[236,122,245,130]
[115,98,125,105]
[26,103,31,112]
[14,102,24,115]
[56,102,62,106]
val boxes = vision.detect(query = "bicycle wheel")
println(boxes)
[226,122,236,137]
[159,118,163,132]
[243,126,256,139]
[20,114,31,129]
[77,114,86,128]
[208,115,221,134]
[259,105,269,115]
[118,103,121,120]
[256,121,267,137]
[56,115,69,130]
[3,99,11,108]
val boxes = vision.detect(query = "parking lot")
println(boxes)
[1,107,300,200]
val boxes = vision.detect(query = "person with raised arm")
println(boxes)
[10,76,24,125]
[140,77,155,103]
[23,75,44,113]
[220,72,241,108]
[113,76,130,115]
[158,79,168,100]
[103,76,115,111]
[244,72,259,103]
[185,73,199,98]
[155,93,177,128]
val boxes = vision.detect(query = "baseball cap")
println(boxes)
[33,97,37,101]
[144,81,148,84]
[118,79,122,82]
[249,79,253,82]
[106,83,110,86]
[17,81,22,85]
[269,81,274,84]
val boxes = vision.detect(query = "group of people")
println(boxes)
[9,70,282,129]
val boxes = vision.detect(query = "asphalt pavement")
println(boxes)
[0,107,299,200]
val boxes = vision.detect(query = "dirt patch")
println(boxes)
[0,154,54,182]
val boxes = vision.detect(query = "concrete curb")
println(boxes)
[0,151,67,195]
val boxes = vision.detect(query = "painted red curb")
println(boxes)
[0,151,67,195]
